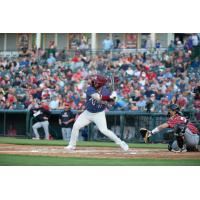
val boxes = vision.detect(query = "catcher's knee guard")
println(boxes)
[173,124,186,149]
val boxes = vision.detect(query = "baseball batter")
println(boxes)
[140,104,199,152]
[65,74,129,151]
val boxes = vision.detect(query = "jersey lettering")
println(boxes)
[86,86,110,113]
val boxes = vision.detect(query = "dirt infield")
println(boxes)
[0,144,200,159]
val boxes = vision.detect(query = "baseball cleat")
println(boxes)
[120,141,129,152]
[64,145,76,151]
[32,137,40,140]
[171,149,187,153]
[171,148,187,153]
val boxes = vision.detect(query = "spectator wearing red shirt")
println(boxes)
[72,55,80,63]
[176,93,188,109]
[7,93,17,104]
[193,92,200,121]
[146,71,157,82]
[122,83,131,96]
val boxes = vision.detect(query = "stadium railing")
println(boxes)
[0,48,168,59]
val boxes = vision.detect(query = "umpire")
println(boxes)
[59,102,75,141]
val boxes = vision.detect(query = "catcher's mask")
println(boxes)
[91,74,108,89]
[167,104,180,117]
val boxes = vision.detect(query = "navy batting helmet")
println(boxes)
[91,74,107,88]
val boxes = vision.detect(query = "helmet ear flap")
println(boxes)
[91,74,107,88]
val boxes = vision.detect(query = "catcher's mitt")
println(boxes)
[140,128,151,143]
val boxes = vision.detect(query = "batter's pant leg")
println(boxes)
[69,111,91,147]
[41,121,49,139]
[93,111,122,145]
[32,122,42,138]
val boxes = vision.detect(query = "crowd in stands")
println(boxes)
[0,34,200,121]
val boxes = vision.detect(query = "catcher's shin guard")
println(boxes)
[176,135,184,149]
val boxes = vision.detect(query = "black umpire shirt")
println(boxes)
[59,109,75,128]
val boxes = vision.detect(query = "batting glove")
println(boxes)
[110,91,117,99]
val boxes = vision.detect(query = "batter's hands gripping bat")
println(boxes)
[110,91,117,99]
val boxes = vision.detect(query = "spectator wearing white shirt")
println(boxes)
[102,35,113,54]
[49,96,59,109]
[192,34,199,46]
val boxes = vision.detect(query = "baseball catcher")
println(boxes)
[140,104,199,152]
[65,74,129,151]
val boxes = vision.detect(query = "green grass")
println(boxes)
[0,154,200,166]
[0,137,199,166]
[0,137,167,149]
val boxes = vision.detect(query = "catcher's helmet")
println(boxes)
[168,104,180,112]
[91,74,107,88]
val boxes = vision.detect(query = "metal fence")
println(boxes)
[0,48,168,60]
[0,110,199,143]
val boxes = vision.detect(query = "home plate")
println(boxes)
[30,150,39,152]
[127,151,137,155]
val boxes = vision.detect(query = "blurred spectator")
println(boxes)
[0,36,199,118]
[136,96,146,111]
[193,86,200,121]
[102,35,113,53]
[113,35,121,49]
[49,95,59,109]
[47,53,56,65]
[155,40,161,49]
[191,57,200,71]
[192,34,199,47]
[168,40,176,52]
[19,57,29,68]
[177,92,188,109]
[47,41,56,57]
